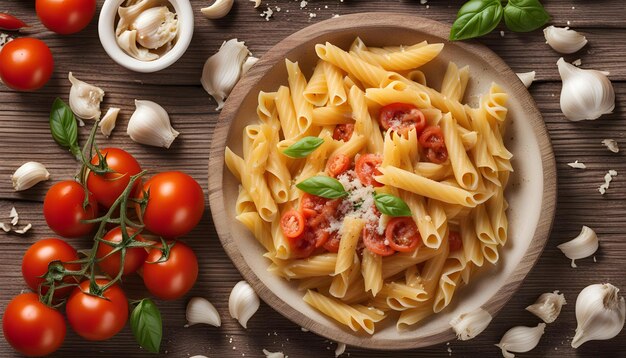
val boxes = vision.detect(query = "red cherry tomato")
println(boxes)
[385,217,421,253]
[0,38,53,91]
[86,148,142,208]
[379,103,426,136]
[419,125,445,149]
[43,180,98,238]
[363,225,395,257]
[449,231,463,252]
[300,193,330,213]
[66,280,128,341]
[143,241,198,300]
[326,154,351,178]
[425,146,449,164]
[36,0,96,35]
[0,13,28,30]
[333,123,355,142]
[323,232,341,253]
[139,171,205,238]
[96,227,148,278]
[355,153,383,187]
[2,293,66,357]
[22,238,80,298]
[280,210,305,239]
[302,208,330,248]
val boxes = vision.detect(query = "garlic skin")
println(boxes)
[449,307,493,341]
[12,162,50,191]
[335,342,346,357]
[601,139,619,153]
[9,207,18,226]
[127,100,179,148]
[185,297,221,327]
[557,58,615,121]
[572,283,625,348]
[516,71,535,88]
[14,223,32,234]
[201,0,234,19]
[201,39,251,110]
[250,0,261,8]
[228,280,260,328]
[526,291,567,323]
[242,56,259,75]
[262,350,284,358]
[495,323,546,358]
[557,226,599,268]
[544,26,587,54]
[130,6,178,50]
[69,72,105,121]
[99,107,121,138]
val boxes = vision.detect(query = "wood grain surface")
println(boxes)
[0,1,624,357]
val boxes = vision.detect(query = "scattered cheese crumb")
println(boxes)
[263,349,285,358]
[572,59,582,66]
[9,207,18,226]
[300,0,307,8]
[0,223,10,232]
[601,139,619,153]
[14,223,32,234]
[500,30,505,37]
[300,327,309,332]
[275,6,281,12]
[599,170,617,195]
[420,0,428,3]
[426,5,430,9]
[332,14,340,18]
[335,343,346,357]
[309,12,317,18]
[567,20,571,26]
[261,6,274,21]
[567,160,586,169]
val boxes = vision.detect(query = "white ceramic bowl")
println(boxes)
[98,0,194,73]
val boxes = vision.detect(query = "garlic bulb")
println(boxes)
[250,0,261,8]
[201,0,234,19]
[99,107,121,138]
[228,280,260,328]
[68,72,105,121]
[449,307,493,341]
[544,26,587,54]
[130,6,178,50]
[127,100,179,148]
[572,283,625,348]
[185,297,221,327]
[526,291,567,323]
[201,39,251,110]
[12,162,50,191]
[242,56,259,75]
[516,71,535,88]
[495,323,546,358]
[557,226,599,268]
[117,30,160,61]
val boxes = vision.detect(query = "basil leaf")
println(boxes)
[374,193,411,217]
[283,136,324,158]
[450,0,504,41]
[503,0,550,32]
[296,176,348,199]
[130,299,162,354]
[49,98,80,157]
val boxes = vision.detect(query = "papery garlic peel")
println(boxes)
[526,291,567,323]
[201,39,251,110]
[69,72,105,121]
[544,26,587,54]
[99,107,121,138]
[449,307,493,340]
[495,323,546,358]
[185,297,221,327]
[516,71,535,89]
[572,283,625,348]
[228,280,260,328]
[127,100,179,148]
[12,162,50,191]
[201,0,234,19]
[557,225,599,268]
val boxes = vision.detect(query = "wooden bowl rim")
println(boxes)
[208,12,557,350]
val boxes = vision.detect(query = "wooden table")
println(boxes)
[1,1,624,357]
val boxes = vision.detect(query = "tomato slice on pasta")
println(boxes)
[280,210,305,239]
[385,217,421,253]
[302,209,330,248]
[425,146,449,164]
[355,153,383,187]
[378,103,426,136]
[419,125,445,149]
[333,123,355,142]
[326,154,351,178]
[363,225,395,257]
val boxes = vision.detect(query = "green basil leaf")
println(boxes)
[503,0,550,32]
[49,98,80,157]
[283,136,324,158]
[450,0,504,41]
[296,176,348,199]
[374,193,411,217]
[130,299,162,354]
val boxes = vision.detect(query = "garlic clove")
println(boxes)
[130,6,178,50]
[68,72,105,121]
[99,107,121,138]
[263,349,284,358]
[185,297,221,327]
[495,323,546,358]
[516,71,535,88]
[12,161,50,191]
[557,226,599,268]
[601,139,619,153]
[557,58,615,121]
[250,0,261,8]
[117,0,162,36]
[242,56,259,75]
[201,0,234,19]
[449,307,493,341]
[544,26,587,54]
[335,342,346,357]
[201,39,251,111]
[572,283,625,348]
[228,280,260,328]
[127,100,179,148]
[117,30,160,62]
[526,290,567,323]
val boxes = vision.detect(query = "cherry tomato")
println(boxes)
[385,217,421,253]
[363,225,395,256]
[449,231,463,252]
[96,227,148,278]
[2,293,66,357]
[43,181,98,238]
[323,232,341,253]
[86,148,142,208]
[419,125,445,149]
[302,208,330,248]
[36,0,96,35]
[0,38,53,91]
[22,238,80,298]
[143,241,198,300]
[0,13,28,30]
[425,146,449,164]
[333,123,355,142]
[355,153,383,187]
[280,210,305,239]
[139,171,205,238]
[300,193,330,213]
[379,103,426,136]
[326,154,351,178]
[66,279,128,341]
[286,226,317,259]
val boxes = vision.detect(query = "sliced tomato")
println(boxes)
[326,154,351,178]
[300,193,328,213]
[355,153,383,187]
[385,217,421,253]
[379,103,426,136]
[419,125,445,149]
[301,209,330,248]
[323,232,341,253]
[449,231,463,252]
[287,229,317,259]
[280,210,305,239]
[363,225,395,256]
[333,123,355,142]
[425,146,449,164]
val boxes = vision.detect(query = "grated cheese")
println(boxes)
[567,160,586,169]
[300,0,307,8]
[599,170,617,195]
[329,171,378,236]
[601,139,619,153]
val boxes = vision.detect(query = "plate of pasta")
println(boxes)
[208,13,556,349]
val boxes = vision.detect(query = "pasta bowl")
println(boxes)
[208,13,556,349]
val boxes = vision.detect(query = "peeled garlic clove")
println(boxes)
[117,0,162,35]
[185,297,221,327]
[449,307,492,341]
[557,225,599,268]
[201,0,234,19]
[516,71,535,88]
[250,0,261,8]
[544,26,587,54]
[117,30,160,61]
[229,280,260,328]
[495,323,546,358]
[242,56,259,75]
[12,162,50,191]
[69,72,104,121]
[130,6,178,50]
[99,107,121,138]
[572,283,625,348]
[127,100,179,148]
[557,58,615,121]
[526,291,567,323]
[201,39,251,110]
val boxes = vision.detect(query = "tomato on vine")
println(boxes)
[142,241,198,300]
[43,180,98,238]
[87,147,142,208]
[96,226,149,277]
[22,238,80,298]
